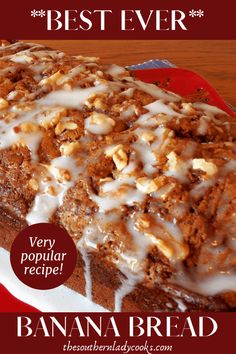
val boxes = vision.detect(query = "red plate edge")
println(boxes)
[131,67,236,117]
[1,66,235,313]
[0,284,39,312]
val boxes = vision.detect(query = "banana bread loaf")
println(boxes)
[0,40,236,311]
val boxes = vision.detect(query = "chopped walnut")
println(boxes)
[28,178,39,192]
[0,98,9,110]
[113,147,128,171]
[60,141,81,156]
[85,112,115,135]
[105,144,124,157]
[93,97,107,110]
[55,121,78,135]
[192,158,218,177]
[181,102,196,115]
[12,102,36,112]
[99,177,114,183]
[169,102,179,111]
[137,215,150,229]
[155,114,172,124]
[150,235,188,261]
[136,177,158,194]
[17,121,40,133]
[39,70,65,86]
[11,53,34,63]
[139,130,155,143]
[75,55,100,63]
[154,239,175,260]
[158,183,176,201]
[166,151,179,171]
[41,108,67,129]
[85,93,108,110]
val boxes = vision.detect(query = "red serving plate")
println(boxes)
[0,284,38,312]
[0,67,235,313]
[132,67,236,117]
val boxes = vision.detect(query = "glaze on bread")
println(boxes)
[0,41,236,311]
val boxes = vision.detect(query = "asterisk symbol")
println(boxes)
[31,9,38,18]
[196,10,204,18]
[38,9,46,18]
[189,9,197,17]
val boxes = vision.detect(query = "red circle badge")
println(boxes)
[10,223,77,290]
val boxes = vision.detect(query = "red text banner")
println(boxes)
[0,0,236,39]
[1,312,235,354]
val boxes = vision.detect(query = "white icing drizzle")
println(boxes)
[222,160,236,174]
[165,159,192,183]
[0,105,83,161]
[21,132,43,162]
[176,272,236,297]
[13,49,64,63]
[132,80,181,102]
[135,112,153,127]
[132,142,157,175]
[190,179,216,199]
[190,160,236,199]
[196,274,236,295]
[121,105,136,118]
[90,182,145,212]
[0,108,43,160]
[62,65,86,81]
[105,64,127,77]
[10,55,34,64]
[197,116,211,135]
[145,99,182,117]
[193,102,229,116]
[79,214,146,310]
[0,41,36,52]
[85,114,115,135]
[37,107,65,127]
[78,245,92,301]
[120,153,137,175]
[132,126,174,176]
[39,84,107,109]
[29,61,52,74]
[125,217,153,271]
[0,44,63,65]
[174,298,187,312]
[26,157,82,224]
[6,90,18,100]
[120,87,135,98]
[81,224,100,250]
[155,214,183,243]
[114,274,140,312]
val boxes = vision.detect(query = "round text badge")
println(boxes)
[10,223,77,290]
